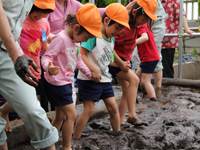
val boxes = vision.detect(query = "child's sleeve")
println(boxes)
[138,25,147,37]
[81,37,97,52]
[41,35,63,74]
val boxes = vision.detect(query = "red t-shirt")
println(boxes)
[114,25,137,61]
[137,23,160,63]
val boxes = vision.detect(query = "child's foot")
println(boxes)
[127,117,148,126]
[0,108,12,132]
[149,97,156,101]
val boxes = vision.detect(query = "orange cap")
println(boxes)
[76,3,102,39]
[34,0,55,10]
[136,0,157,20]
[106,3,130,29]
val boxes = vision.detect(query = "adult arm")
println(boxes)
[0,0,39,87]
[183,16,195,38]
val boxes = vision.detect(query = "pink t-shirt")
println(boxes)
[47,0,106,35]
[41,30,92,86]
[114,25,138,61]
[19,18,50,79]
[137,23,160,63]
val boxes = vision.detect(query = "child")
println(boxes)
[108,0,158,125]
[0,0,54,132]
[73,3,130,139]
[135,23,160,101]
[41,3,102,150]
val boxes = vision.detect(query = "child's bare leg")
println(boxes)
[153,70,162,89]
[117,70,139,119]
[103,97,120,131]
[51,107,66,132]
[73,100,95,139]
[117,80,129,124]
[0,102,15,132]
[40,144,55,150]
[0,141,8,150]
[59,104,77,150]
[153,70,162,95]
[141,73,156,99]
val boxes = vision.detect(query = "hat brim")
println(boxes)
[85,27,103,39]
[34,1,55,10]
[114,20,130,29]
[146,11,158,20]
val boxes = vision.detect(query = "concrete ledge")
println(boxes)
[173,61,200,79]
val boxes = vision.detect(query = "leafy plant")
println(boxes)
[193,48,198,56]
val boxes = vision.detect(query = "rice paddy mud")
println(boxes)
[10,85,200,150]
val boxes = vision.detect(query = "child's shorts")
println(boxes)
[77,80,114,102]
[109,58,132,78]
[140,60,159,74]
[35,79,41,95]
[44,78,73,107]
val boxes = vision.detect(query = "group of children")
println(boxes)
[0,0,161,149]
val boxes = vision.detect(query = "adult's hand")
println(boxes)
[126,0,136,12]
[14,55,39,87]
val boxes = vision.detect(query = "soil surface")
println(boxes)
[10,85,200,150]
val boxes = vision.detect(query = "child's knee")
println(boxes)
[108,104,118,115]
[85,108,95,117]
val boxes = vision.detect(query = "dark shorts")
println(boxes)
[43,78,73,107]
[35,79,41,95]
[109,58,132,78]
[140,60,159,73]
[77,80,114,102]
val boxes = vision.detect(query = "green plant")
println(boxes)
[193,48,198,56]
[199,0,200,24]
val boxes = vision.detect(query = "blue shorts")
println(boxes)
[35,79,41,95]
[77,80,114,102]
[44,78,73,107]
[140,60,159,73]
[109,58,132,78]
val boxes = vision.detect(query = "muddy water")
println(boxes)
[12,85,200,150]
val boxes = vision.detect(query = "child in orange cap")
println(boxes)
[41,3,102,150]
[109,0,158,126]
[73,3,130,139]
[0,0,55,133]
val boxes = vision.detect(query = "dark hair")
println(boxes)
[102,12,117,27]
[129,2,153,31]
[63,13,90,35]
[30,5,53,14]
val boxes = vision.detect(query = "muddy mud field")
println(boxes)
[12,85,200,150]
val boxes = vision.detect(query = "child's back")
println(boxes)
[137,23,160,63]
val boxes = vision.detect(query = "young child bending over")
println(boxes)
[41,4,102,150]
[135,23,160,101]
[0,0,54,132]
[109,0,158,126]
[73,3,130,139]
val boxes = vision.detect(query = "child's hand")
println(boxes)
[48,61,60,75]
[91,68,102,82]
[120,61,131,72]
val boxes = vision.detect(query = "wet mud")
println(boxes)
[11,85,200,150]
